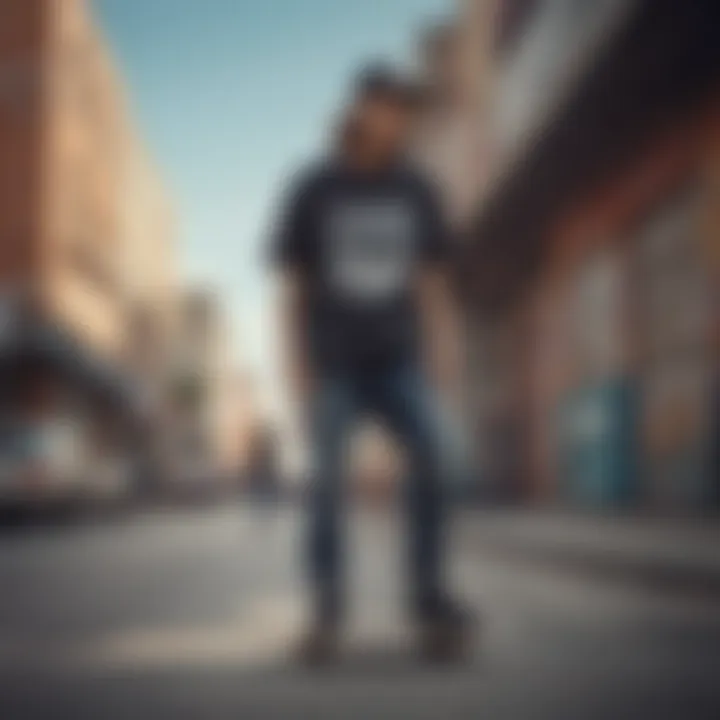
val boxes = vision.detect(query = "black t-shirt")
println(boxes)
[271,160,449,374]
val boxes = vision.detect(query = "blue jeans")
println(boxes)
[307,362,447,622]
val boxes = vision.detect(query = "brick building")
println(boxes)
[461,0,720,513]
[411,2,501,497]
[0,0,177,505]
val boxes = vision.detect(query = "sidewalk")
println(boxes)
[459,509,720,598]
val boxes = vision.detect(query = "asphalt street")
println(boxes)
[0,504,719,719]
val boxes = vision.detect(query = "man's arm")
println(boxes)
[270,170,315,420]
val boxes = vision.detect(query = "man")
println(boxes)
[272,64,470,663]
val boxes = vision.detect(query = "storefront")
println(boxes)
[463,0,720,513]
[554,246,638,509]
[0,313,141,509]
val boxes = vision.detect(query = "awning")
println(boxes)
[461,0,720,311]
[0,318,144,423]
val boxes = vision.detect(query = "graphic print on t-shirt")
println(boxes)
[326,199,415,304]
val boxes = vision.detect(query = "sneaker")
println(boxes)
[416,598,475,664]
[296,621,340,667]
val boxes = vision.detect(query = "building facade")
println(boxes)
[413,0,499,231]
[0,0,178,505]
[411,1,502,498]
[462,0,720,514]
[170,289,245,491]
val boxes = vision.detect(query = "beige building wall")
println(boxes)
[39,0,127,359]
[172,290,245,478]
[1,0,178,366]
[0,0,182,493]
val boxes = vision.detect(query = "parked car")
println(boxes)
[0,420,89,516]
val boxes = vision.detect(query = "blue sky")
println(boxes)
[93,0,450,413]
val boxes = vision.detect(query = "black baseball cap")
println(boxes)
[352,62,425,110]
